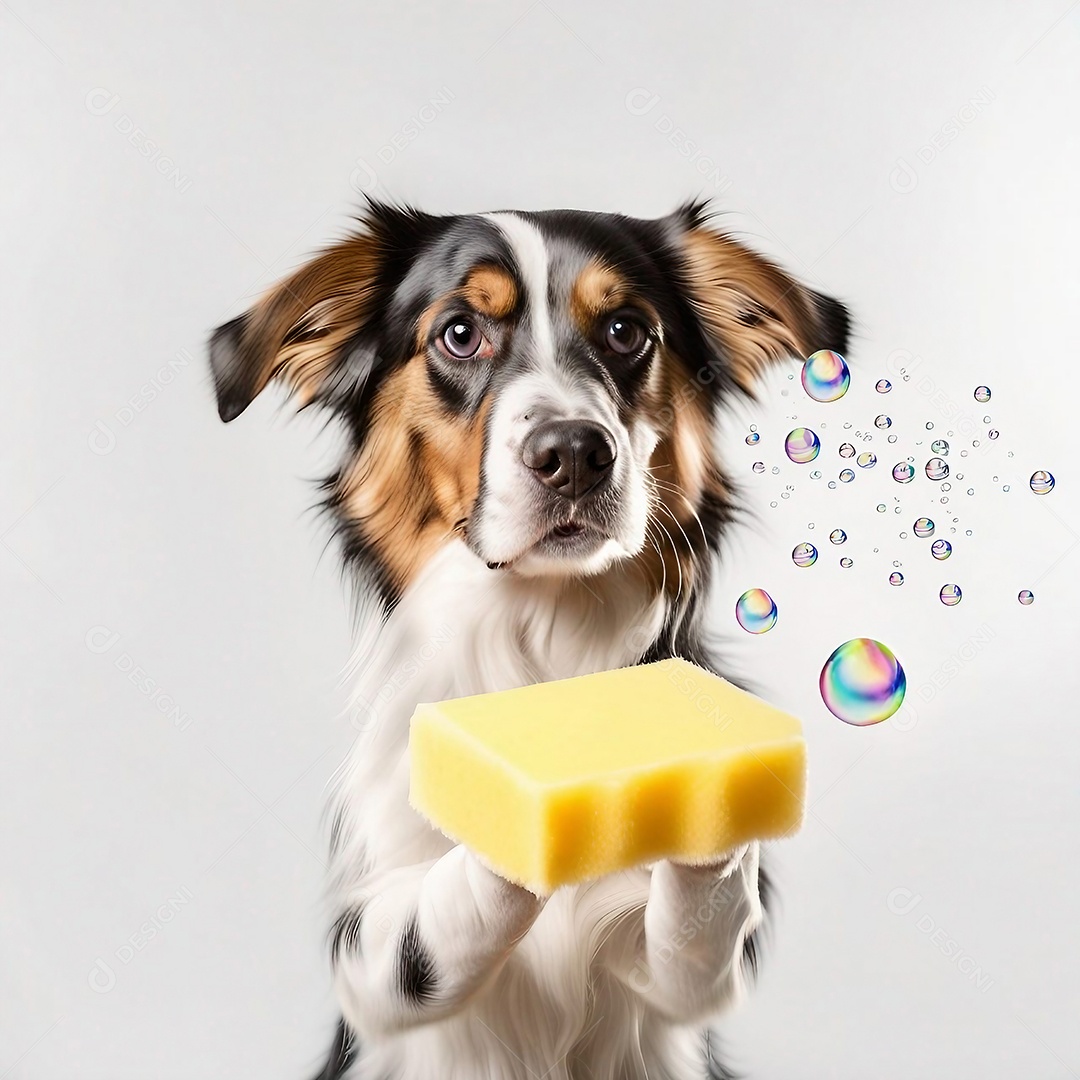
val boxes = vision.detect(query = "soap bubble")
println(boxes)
[974,386,991,402]
[875,415,892,429]
[876,504,886,512]
[925,457,949,481]
[785,427,821,463]
[931,539,952,560]
[839,442,856,458]
[912,517,934,538]
[876,379,892,393]
[840,469,855,483]
[735,589,777,634]
[792,542,818,567]
[810,470,821,479]
[888,434,898,443]
[752,461,765,474]
[889,572,904,586]
[893,462,915,483]
[988,429,999,440]
[745,432,760,445]
[801,350,851,402]
[840,557,853,568]
[857,451,877,469]
[1018,590,1034,605]
[772,466,780,474]
[819,637,906,726]
[828,481,837,489]
[830,528,847,545]
[930,439,949,456]
[1030,470,1055,495]
[939,583,962,606]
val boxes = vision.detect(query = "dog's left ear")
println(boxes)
[209,231,384,422]
[673,209,850,394]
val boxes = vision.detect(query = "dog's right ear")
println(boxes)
[209,231,384,423]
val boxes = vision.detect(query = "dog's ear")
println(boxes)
[209,231,384,422]
[673,205,850,394]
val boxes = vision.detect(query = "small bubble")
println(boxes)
[925,457,949,481]
[889,572,904,586]
[876,379,892,393]
[974,386,991,403]
[772,466,780,475]
[972,439,980,447]
[887,434,897,443]
[875,415,892,429]
[960,450,968,458]
[840,469,855,483]
[941,497,949,504]
[894,506,901,514]
[811,470,821,479]
[830,529,847,545]
[840,557,853,568]
[752,462,765,474]
[785,427,821,463]
[1030,470,1055,495]
[792,542,818,567]
[839,442,856,458]
[828,481,837,489]
[1018,590,1034,605]
[1008,451,1014,458]
[941,482,952,492]
[893,559,902,566]
[965,529,972,536]
[770,500,778,507]
[736,588,778,633]
[892,462,915,483]
[966,488,974,495]
[781,491,791,499]
[931,539,952,560]
[745,432,760,445]
[939,583,963,606]
[956,473,964,481]
[988,429,999,440]
[750,424,758,432]
[925,422,934,430]
[844,422,852,429]
[931,439,949,456]
[1003,484,1010,492]
[982,415,991,424]
[876,504,886,513]
[857,451,877,469]
[914,517,935,538]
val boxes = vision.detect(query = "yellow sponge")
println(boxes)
[408,658,805,892]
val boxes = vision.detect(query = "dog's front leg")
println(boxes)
[611,842,763,1022]
[333,844,545,1037]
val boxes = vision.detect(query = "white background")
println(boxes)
[2,2,1078,1077]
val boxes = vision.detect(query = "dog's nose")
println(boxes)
[522,420,616,500]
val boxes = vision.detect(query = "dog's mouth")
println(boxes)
[547,520,587,541]
[483,515,611,571]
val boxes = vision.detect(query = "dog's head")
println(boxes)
[210,201,848,600]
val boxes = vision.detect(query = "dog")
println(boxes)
[209,198,849,1079]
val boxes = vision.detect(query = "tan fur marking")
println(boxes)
[570,261,631,330]
[337,357,489,591]
[415,265,519,350]
[681,229,824,394]
[240,233,382,406]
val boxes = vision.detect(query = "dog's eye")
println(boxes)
[603,315,647,356]
[440,320,485,359]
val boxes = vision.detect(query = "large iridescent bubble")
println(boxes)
[819,637,906,726]
[792,542,818,567]
[735,588,777,633]
[785,427,821,463]
[801,350,850,402]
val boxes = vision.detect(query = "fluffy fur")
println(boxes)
[209,198,849,1079]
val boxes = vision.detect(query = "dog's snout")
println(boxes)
[522,420,616,500]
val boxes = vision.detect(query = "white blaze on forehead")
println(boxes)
[484,212,556,371]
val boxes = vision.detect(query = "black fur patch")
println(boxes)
[329,905,366,965]
[396,914,437,1004]
[310,1018,357,1080]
